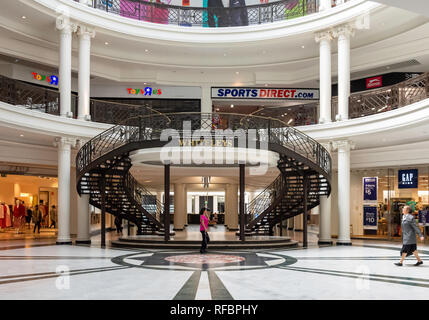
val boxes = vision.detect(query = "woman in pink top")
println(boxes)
[199,207,210,254]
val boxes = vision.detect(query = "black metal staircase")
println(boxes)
[76,112,331,238]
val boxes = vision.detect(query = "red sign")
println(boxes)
[366,76,382,89]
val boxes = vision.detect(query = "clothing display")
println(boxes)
[207,0,228,27]
[0,203,13,229]
[229,0,248,26]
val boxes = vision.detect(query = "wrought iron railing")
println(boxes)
[1,72,428,127]
[0,75,64,116]
[346,73,429,118]
[124,172,164,219]
[73,0,320,27]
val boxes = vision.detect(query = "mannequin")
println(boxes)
[0,202,4,230]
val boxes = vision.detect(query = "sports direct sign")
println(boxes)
[212,87,319,100]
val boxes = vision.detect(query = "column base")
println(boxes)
[287,227,294,230]
[56,241,73,245]
[336,241,352,246]
[294,229,303,232]
[75,240,91,245]
[227,227,239,231]
[318,240,333,245]
[173,228,184,231]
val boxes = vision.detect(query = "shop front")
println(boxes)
[0,174,58,237]
[211,86,320,126]
[345,166,429,241]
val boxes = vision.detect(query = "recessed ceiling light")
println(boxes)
[22,16,27,19]
[216,108,220,111]
[104,42,109,45]
[264,84,268,87]
[145,49,149,52]
[20,134,24,137]
[301,45,305,49]
[230,104,234,108]
[235,72,239,75]
[143,82,147,85]
[223,53,227,56]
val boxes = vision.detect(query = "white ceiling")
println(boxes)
[0,1,428,86]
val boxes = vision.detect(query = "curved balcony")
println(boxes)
[72,0,349,28]
[1,72,428,126]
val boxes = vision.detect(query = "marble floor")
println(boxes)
[0,233,428,300]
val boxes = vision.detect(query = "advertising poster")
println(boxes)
[398,169,418,189]
[363,177,377,202]
[363,206,378,230]
[418,210,429,226]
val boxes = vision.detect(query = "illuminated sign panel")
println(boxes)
[32,72,58,86]
[127,88,162,96]
[211,87,319,100]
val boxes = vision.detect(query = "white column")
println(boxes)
[55,137,76,244]
[173,183,186,230]
[76,194,91,243]
[213,195,218,213]
[315,31,333,124]
[333,25,354,121]
[194,195,200,215]
[56,16,77,118]
[319,0,332,11]
[333,140,354,245]
[201,85,212,130]
[319,142,333,244]
[77,25,95,120]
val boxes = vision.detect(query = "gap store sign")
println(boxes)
[212,87,319,100]
[398,169,418,189]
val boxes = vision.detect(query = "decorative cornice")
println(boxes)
[331,24,355,39]
[55,15,78,34]
[53,136,77,149]
[77,24,96,38]
[332,140,355,151]
[315,30,333,43]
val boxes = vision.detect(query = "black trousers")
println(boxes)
[33,222,41,233]
[50,221,56,228]
[200,231,208,252]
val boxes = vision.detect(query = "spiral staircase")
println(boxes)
[76,112,331,240]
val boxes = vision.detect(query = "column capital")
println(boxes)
[315,30,333,43]
[56,15,78,34]
[54,137,77,149]
[332,139,355,151]
[332,24,355,39]
[320,141,333,153]
[77,24,96,39]
[77,139,89,149]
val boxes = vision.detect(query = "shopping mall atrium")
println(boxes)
[0,0,428,303]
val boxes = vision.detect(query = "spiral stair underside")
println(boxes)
[76,113,331,237]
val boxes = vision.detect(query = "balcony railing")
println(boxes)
[73,0,322,27]
[1,72,428,126]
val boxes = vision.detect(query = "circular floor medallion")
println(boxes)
[164,254,246,265]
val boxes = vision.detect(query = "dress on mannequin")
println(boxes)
[0,204,5,229]
[5,205,11,228]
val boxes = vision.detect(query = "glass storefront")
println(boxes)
[354,166,429,241]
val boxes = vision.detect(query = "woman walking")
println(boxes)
[395,205,424,266]
[200,207,210,254]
